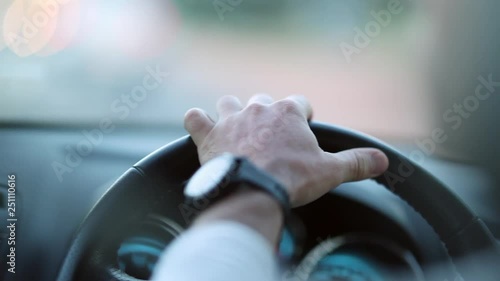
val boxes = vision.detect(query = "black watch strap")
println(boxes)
[184,154,292,223]
[234,157,291,217]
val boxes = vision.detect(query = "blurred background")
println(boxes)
[1,0,433,135]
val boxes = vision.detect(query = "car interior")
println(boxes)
[1,1,499,281]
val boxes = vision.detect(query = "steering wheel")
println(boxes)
[57,122,499,281]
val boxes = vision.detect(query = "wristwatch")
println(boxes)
[184,153,291,218]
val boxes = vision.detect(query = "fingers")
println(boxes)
[217,95,243,119]
[283,95,313,121]
[326,148,389,184]
[184,108,215,145]
[248,94,274,105]
[186,94,313,146]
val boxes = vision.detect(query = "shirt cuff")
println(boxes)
[151,221,279,281]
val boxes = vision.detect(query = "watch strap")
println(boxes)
[234,157,291,217]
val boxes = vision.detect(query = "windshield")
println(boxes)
[1,0,433,138]
[2,0,500,168]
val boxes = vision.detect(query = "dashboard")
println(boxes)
[0,125,499,281]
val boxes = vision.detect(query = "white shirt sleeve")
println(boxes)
[151,221,280,281]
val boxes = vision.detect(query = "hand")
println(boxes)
[184,94,389,207]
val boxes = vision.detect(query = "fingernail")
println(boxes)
[370,150,389,176]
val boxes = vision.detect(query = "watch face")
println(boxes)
[184,154,235,199]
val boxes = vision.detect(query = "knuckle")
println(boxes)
[252,94,273,102]
[350,152,369,180]
[219,95,236,102]
[246,102,265,115]
[217,95,237,107]
[275,99,301,116]
[344,154,357,178]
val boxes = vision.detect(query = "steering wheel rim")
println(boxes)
[57,122,499,281]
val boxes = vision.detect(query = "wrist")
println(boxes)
[252,157,309,205]
[193,187,284,246]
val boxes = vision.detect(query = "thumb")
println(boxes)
[327,148,389,184]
